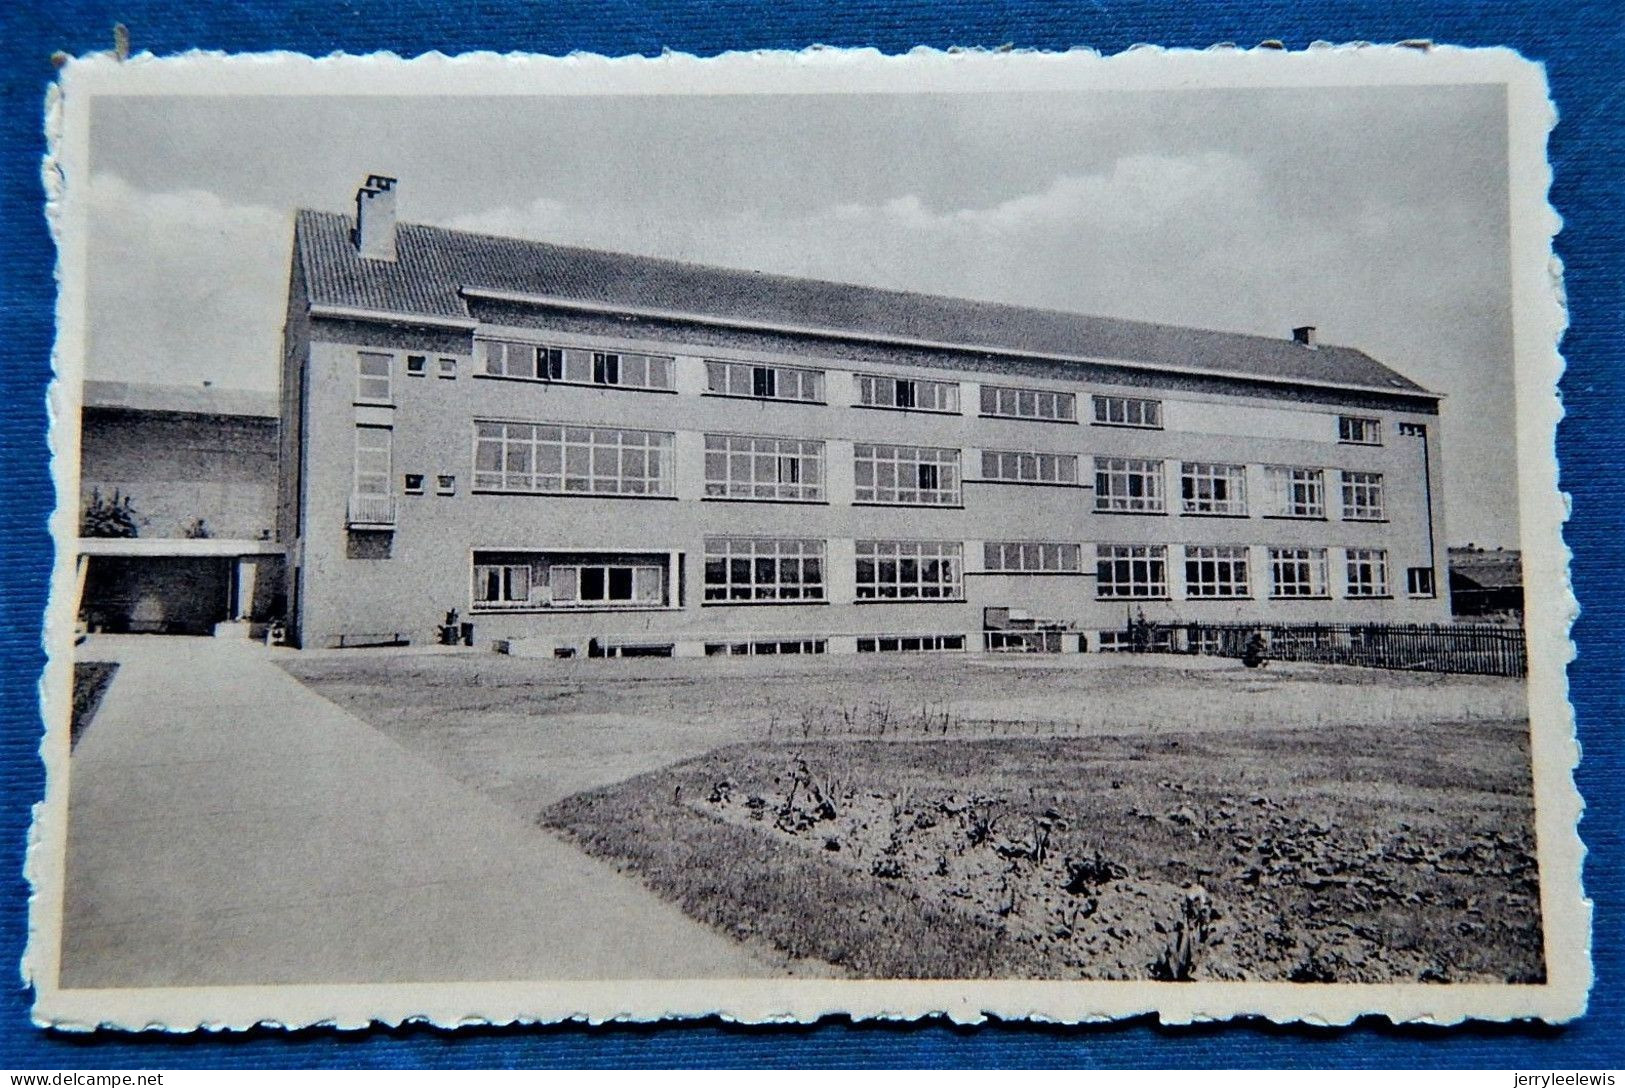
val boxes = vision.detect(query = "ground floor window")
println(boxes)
[1096,544,1168,598]
[703,537,826,602]
[855,540,963,600]
[1183,545,1251,598]
[472,550,670,610]
[704,639,828,656]
[856,634,966,653]
[1406,566,1436,597]
[1270,547,1331,598]
[1345,548,1390,597]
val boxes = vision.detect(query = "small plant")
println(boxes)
[182,517,213,539]
[81,488,139,538]
[1150,887,1216,982]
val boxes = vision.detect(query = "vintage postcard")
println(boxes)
[28,44,1586,1030]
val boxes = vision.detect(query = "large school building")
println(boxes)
[277,176,1450,654]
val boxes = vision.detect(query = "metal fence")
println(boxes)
[1116,620,1527,677]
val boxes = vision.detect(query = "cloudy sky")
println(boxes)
[83,85,1517,546]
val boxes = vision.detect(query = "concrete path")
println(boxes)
[60,636,774,989]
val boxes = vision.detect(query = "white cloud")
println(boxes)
[84,173,289,392]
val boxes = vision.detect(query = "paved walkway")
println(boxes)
[61,636,774,989]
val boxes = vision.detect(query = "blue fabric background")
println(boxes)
[0,0,1618,1069]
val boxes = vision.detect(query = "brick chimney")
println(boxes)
[1291,325,1318,348]
[353,175,398,262]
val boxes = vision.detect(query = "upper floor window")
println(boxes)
[473,421,673,496]
[983,541,1083,574]
[353,425,392,495]
[1340,471,1386,520]
[1263,466,1326,518]
[1270,547,1331,598]
[980,384,1077,422]
[705,360,824,403]
[704,536,826,602]
[854,444,961,505]
[1094,457,1166,513]
[1398,421,1428,437]
[1092,394,1162,429]
[704,434,824,502]
[1339,415,1383,445]
[356,351,392,403]
[1180,462,1248,516]
[480,340,674,391]
[855,540,963,600]
[980,449,1079,485]
[855,373,960,413]
[1096,544,1168,599]
[1345,548,1390,597]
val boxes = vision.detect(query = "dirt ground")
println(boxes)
[283,651,1541,983]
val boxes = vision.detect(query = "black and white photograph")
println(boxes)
[29,46,1585,1028]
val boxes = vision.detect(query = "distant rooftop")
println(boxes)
[293,209,1434,398]
[82,380,277,420]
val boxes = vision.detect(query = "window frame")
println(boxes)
[352,425,392,496]
[1338,415,1384,445]
[478,339,675,392]
[1094,457,1166,513]
[1340,470,1386,521]
[356,351,393,404]
[703,433,825,502]
[702,536,828,604]
[982,541,1084,574]
[470,552,671,612]
[1091,394,1163,429]
[853,443,962,506]
[1180,461,1249,516]
[1095,544,1169,599]
[703,359,826,403]
[979,383,1078,423]
[1263,465,1327,519]
[1182,545,1252,599]
[854,372,961,414]
[1406,566,1437,598]
[854,540,964,601]
[473,420,675,497]
[979,449,1080,486]
[1269,547,1332,599]
[1344,548,1391,598]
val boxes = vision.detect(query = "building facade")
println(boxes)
[78,380,283,636]
[279,176,1450,654]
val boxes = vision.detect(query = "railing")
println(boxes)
[1115,620,1526,678]
[346,493,397,528]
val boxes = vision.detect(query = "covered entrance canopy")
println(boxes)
[76,537,284,636]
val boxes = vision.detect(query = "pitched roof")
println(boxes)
[294,209,1432,396]
[82,380,278,419]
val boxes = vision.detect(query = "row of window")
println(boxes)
[474,539,1431,611]
[365,348,1396,444]
[449,422,1392,518]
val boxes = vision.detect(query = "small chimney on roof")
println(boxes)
[1291,325,1318,348]
[353,174,398,262]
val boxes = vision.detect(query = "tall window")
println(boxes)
[1180,462,1248,515]
[855,541,963,600]
[479,340,674,390]
[980,450,1079,485]
[353,426,392,495]
[1345,548,1390,597]
[1094,457,1166,513]
[356,352,392,402]
[1270,547,1331,598]
[1339,415,1383,445]
[1096,544,1168,598]
[1340,471,1386,520]
[703,434,824,501]
[983,542,1082,573]
[855,373,960,413]
[705,360,824,402]
[854,444,961,505]
[1091,394,1162,428]
[703,537,826,602]
[1263,466,1326,518]
[473,421,673,496]
[1183,545,1251,598]
[980,384,1077,422]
